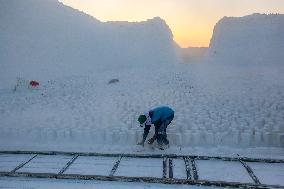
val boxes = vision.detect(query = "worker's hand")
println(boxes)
[137,141,144,147]
[147,137,155,144]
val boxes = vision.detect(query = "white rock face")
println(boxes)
[0,0,179,88]
[207,13,284,65]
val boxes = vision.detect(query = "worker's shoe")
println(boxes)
[147,137,155,144]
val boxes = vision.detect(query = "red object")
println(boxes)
[30,80,39,87]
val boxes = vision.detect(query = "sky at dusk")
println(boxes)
[59,0,284,48]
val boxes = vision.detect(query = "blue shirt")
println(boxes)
[150,106,174,123]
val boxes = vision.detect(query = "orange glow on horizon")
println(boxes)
[59,0,284,48]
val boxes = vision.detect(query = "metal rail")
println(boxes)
[239,159,261,184]
[168,158,173,179]
[190,158,198,180]
[58,154,79,175]
[109,156,122,176]
[183,157,191,180]
[0,171,283,189]
[11,154,38,173]
[1,150,283,163]
[162,157,167,178]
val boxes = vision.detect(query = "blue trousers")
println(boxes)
[156,115,174,146]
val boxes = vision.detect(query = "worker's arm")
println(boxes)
[142,125,151,143]
[137,125,151,146]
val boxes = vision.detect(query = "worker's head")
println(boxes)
[138,114,146,126]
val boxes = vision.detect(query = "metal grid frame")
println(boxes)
[0,150,283,189]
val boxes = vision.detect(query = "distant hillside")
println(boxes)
[181,47,208,63]
[207,13,284,65]
[0,0,179,88]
